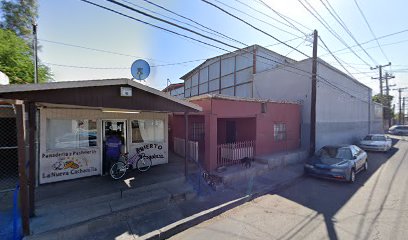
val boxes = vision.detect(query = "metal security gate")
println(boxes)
[0,105,18,192]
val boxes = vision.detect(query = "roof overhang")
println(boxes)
[0,78,201,112]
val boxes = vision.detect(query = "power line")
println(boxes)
[76,0,306,78]
[212,0,304,38]
[319,0,378,65]
[106,0,305,67]
[38,38,161,61]
[200,0,310,58]
[320,28,408,57]
[79,1,369,101]
[323,38,408,59]
[79,0,231,52]
[256,0,312,33]
[319,36,355,78]
[139,0,248,47]
[298,0,373,67]
[353,0,389,62]
[105,0,241,50]
[264,36,305,47]
[44,62,129,69]
[230,0,306,37]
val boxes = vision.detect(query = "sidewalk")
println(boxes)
[25,161,305,240]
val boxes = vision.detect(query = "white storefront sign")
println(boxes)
[129,143,168,166]
[39,148,100,184]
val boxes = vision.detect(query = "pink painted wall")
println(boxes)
[169,98,301,171]
[217,118,256,144]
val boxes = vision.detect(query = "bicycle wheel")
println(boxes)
[110,161,127,180]
[136,158,152,172]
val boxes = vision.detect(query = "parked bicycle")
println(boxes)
[110,152,152,180]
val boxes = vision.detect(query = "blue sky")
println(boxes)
[37,0,408,101]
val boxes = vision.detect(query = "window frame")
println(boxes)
[130,119,165,143]
[273,123,287,142]
[46,118,98,151]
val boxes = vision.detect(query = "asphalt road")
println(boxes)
[170,137,408,240]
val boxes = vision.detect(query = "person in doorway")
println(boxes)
[105,131,122,174]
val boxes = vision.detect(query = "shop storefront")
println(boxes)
[39,108,169,184]
[0,78,201,186]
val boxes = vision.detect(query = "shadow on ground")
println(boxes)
[268,137,403,240]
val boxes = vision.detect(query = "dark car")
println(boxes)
[304,145,368,183]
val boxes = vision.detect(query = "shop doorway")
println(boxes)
[102,120,127,175]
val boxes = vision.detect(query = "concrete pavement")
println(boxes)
[36,159,306,239]
[170,137,408,240]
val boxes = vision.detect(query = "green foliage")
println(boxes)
[0,0,38,39]
[372,93,394,120]
[372,94,393,105]
[0,28,50,83]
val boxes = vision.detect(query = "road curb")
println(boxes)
[143,171,305,240]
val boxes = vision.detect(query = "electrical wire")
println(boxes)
[318,36,354,77]
[256,0,312,33]
[200,0,310,58]
[105,0,241,50]
[319,0,378,65]
[298,0,373,67]
[320,28,408,57]
[78,0,369,101]
[227,0,305,38]
[353,0,389,62]
[324,38,408,57]
[79,0,231,52]
[127,0,247,47]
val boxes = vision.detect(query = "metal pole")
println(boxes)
[184,112,189,177]
[399,89,402,124]
[16,103,30,236]
[33,23,38,84]
[309,30,318,156]
[403,97,406,125]
[379,66,383,97]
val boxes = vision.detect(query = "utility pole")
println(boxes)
[33,23,38,84]
[383,72,395,127]
[399,89,402,124]
[403,97,406,125]
[371,62,391,97]
[310,29,318,156]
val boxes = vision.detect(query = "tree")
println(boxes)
[0,0,38,39]
[372,94,394,121]
[0,0,51,83]
[0,28,50,83]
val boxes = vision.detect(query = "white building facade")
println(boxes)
[180,45,383,152]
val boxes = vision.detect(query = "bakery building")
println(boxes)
[0,78,201,187]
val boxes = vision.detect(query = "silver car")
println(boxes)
[359,134,392,152]
[388,125,408,135]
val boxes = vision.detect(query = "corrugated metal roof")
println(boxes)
[188,93,300,105]
[0,78,202,111]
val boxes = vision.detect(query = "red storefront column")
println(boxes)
[204,113,218,171]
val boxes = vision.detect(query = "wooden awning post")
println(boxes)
[184,112,189,178]
[16,103,30,235]
[28,102,36,217]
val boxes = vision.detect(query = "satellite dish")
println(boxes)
[131,59,150,81]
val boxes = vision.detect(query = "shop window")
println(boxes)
[46,119,97,150]
[274,123,286,141]
[131,119,164,143]
[191,122,204,141]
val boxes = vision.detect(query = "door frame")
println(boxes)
[101,119,128,175]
